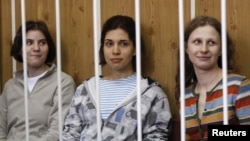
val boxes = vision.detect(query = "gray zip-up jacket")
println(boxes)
[62,76,172,141]
[0,64,75,141]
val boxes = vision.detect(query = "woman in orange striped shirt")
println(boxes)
[175,16,250,141]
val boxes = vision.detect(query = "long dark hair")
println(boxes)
[99,15,145,72]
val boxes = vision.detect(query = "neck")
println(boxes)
[28,64,48,77]
[104,71,135,80]
[195,68,222,91]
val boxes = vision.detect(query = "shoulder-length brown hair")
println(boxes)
[175,16,236,103]
[11,20,56,64]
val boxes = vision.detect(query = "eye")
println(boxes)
[119,41,128,47]
[39,40,47,46]
[208,40,216,46]
[193,39,201,45]
[26,39,33,46]
[104,41,113,47]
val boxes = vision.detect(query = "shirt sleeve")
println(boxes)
[0,84,8,141]
[62,84,86,141]
[38,75,76,141]
[142,86,172,141]
[235,77,250,124]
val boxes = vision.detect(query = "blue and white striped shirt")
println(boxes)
[100,74,136,119]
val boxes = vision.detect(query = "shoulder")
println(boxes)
[228,73,246,79]
[4,70,23,87]
[142,76,159,86]
[75,76,96,92]
[4,78,15,88]
[60,71,74,80]
[227,73,250,88]
[73,77,95,99]
[142,76,167,97]
[228,73,249,83]
[79,76,96,86]
[48,64,75,81]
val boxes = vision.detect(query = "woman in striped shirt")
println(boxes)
[63,15,172,141]
[175,16,250,141]
[176,16,250,140]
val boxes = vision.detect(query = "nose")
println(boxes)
[33,43,40,51]
[201,43,208,53]
[112,44,120,55]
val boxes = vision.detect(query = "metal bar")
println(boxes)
[21,0,29,141]
[11,0,16,76]
[135,0,142,141]
[178,0,186,141]
[221,0,229,125]
[55,0,63,140]
[93,0,102,140]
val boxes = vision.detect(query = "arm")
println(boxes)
[38,75,76,141]
[62,84,86,141]
[236,78,250,125]
[0,85,7,141]
[142,87,172,141]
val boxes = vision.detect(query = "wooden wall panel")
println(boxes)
[140,0,179,117]
[196,0,221,18]
[1,0,12,93]
[1,0,250,118]
[60,0,94,84]
[227,0,250,77]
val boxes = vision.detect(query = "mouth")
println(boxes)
[197,56,210,60]
[30,55,42,58]
[111,58,122,63]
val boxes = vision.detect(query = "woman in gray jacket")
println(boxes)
[0,21,75,141]
[62,15,172,141]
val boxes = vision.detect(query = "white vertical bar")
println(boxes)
[93,0,102,140]
[135,0,142,141]
[55,0,63,140]
[178,0,185,141]
[221,0,228,125]
[21,0,29,141]
[190,0,195,19]
[11,0,16,76]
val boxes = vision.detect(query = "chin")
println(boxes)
[28,63,45,68]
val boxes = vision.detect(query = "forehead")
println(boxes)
[26,30,45,39]
[105,28,129,40]
[189,25,220,39]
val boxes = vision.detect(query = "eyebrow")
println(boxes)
[26,38,46,41]
[104,39,129,42]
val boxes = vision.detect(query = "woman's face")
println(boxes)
[103,28,135,73]
[24,30,49,69]
[186,25,221,71]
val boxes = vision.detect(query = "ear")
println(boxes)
[219,52,222,56]
[133,48,136,56]
[19,50,23,55]
[185,43,189,54]
[219,48,222,56]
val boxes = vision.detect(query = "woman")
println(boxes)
[0,21,75,141]
[63,15,172,141]
[175,16,250,141]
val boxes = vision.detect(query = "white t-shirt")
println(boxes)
[28,71,47,92]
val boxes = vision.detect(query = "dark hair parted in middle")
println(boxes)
[99,15,145,71]
[11,20,56,64]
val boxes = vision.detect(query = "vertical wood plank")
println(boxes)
[0,0,12,92]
